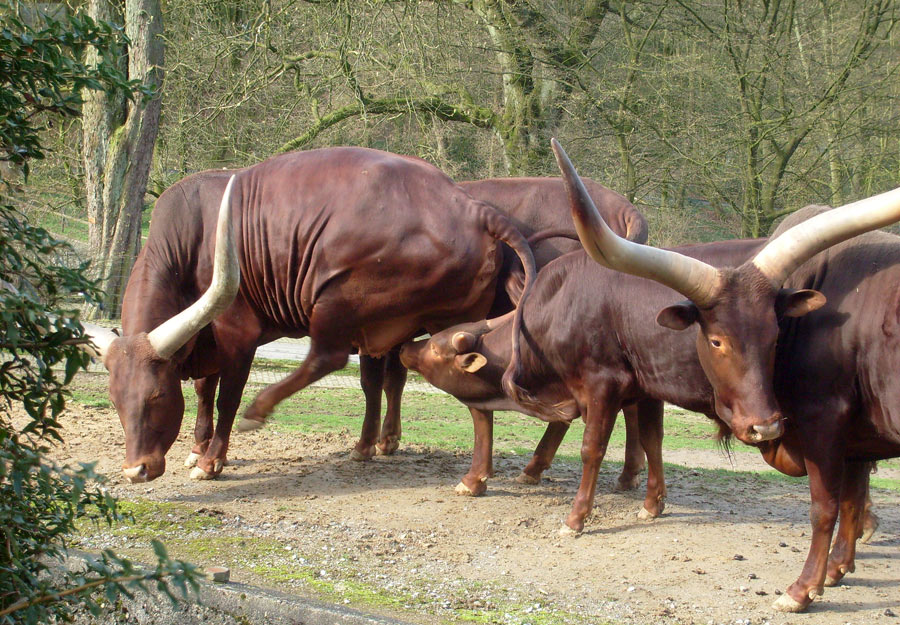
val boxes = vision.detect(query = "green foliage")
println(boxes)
[0,2,198,623]
[0,3,152,178]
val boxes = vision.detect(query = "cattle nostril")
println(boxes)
[751,420,784,442]
[122,464,148,483]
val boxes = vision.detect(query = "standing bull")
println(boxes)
[82,147,537,483]
[402,140,895,612]
[549,139,900,612]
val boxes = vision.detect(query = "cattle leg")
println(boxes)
[561,391,619,535]
[615,404,647,491]
[635,398,666,520]
[352,354,385,461]
[516,422,570,485]
[185,374,220,468]
[238,340,350,431]
[377,346,406,455]
[773,445,844,612]
[825,462,871,587]
[455,408,494,497]
[192,360,254,480]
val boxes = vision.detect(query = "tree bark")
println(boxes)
[82,0,163,319]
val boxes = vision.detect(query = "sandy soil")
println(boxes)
[45,376,900,625]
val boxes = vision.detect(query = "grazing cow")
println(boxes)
[81,147,537,483]
[549,140,900,612]
[183,176,650,489]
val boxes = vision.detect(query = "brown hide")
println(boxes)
[768,206,900,608]
[401,238,767,530]
[106,147,535,481]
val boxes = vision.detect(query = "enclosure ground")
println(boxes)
[47,372,900,625]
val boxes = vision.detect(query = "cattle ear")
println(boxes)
[777,288,826,318]
[455,352,487,373]
[656,300,699,331]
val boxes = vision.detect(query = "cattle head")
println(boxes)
[82,176,240,482]
[400,314,512,405]
[552,138,900,445]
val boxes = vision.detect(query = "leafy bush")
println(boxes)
[0,3,199,623]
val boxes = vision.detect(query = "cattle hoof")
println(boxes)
[772,594,808,613]
[237,417,265,432]
[824,575,839,587]
[860,511,880,544]
[375,439,399,455]
[350,447,374,462]
[184,452,201,468]
[190,466,215,480]
[558,524,581,537]
[515,472,541,485]
[637,506,658,521]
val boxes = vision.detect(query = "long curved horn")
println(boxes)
[147,175,241,360]
[80,322,118,359]
[551,139,722,307]
[751,186,900,286]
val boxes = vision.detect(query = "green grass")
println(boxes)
[68,368,900,492]
[264,386,734,460]
[78,498,597,625]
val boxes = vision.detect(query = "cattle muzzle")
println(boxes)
[745,414,785,444]
[399,340,425,371]
[122,464,149,483]
[122,456,166,483]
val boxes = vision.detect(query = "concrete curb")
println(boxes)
[181,577,417,625]
[67,551,418,625]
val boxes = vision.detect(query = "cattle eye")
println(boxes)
[710,338,722,348]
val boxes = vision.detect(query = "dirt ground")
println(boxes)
[47,377,899,625]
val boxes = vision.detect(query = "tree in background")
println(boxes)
[22,0,900,252]
[0,5,196,622]
[81,0,163,318]
[668,0,898,236]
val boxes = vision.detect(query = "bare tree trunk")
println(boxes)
[82,0,163,319]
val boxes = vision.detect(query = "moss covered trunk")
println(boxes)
[82,0,163,319]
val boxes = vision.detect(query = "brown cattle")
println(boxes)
[551,139,900,612]
[184,176,649,490]
[82,147,536,483]
[402,141,897,612]
[400,238,766,524]
[353,176,648,493]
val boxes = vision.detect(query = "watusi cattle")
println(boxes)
[81,147,537,483]
[551,139,900,612]
[400,236,766,523]
[353,176,649,493]
[184,176,651,491]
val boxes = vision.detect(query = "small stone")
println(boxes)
[885,609,897,618]
[206,566,230,583]
[748,573,758,580]
[733,554,745,561]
